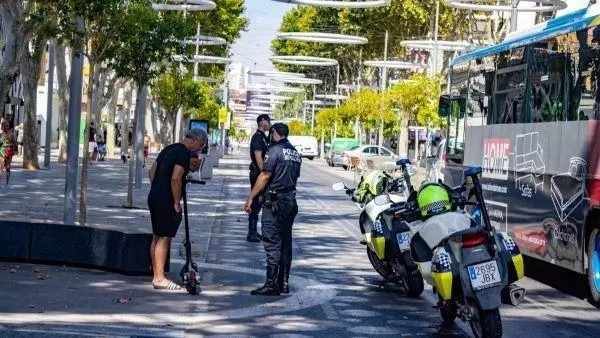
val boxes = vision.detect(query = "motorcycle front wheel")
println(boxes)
[366,247,399,282]
[470,305,502,338]
[402,268,424,297]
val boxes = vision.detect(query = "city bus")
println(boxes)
[438,4,600,307]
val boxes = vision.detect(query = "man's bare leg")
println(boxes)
[150,235,158,275]
[152,236,172,285]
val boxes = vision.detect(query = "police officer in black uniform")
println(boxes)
[247,114,271,242]
[244,123,301,296]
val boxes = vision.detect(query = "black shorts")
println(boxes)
[148,199,182,238]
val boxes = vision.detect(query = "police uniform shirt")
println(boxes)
[262,138,302,192]
[250,130,269,170]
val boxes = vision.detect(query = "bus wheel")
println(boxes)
[587,228,600,308]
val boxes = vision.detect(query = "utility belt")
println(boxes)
[260,188,296,211]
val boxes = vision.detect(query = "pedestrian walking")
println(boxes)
[244,123,302,296]
[247,114,271,242]
[143,131,151,168]
[0,119,16,188]
[88,122,97,165]
[147,128,207,291]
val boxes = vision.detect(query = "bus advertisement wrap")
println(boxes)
[462,121,595,273]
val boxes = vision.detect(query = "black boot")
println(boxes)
[246,219,262,242]
[251,265,281,296]
[278,265,290,294]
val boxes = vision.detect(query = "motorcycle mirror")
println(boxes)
[331,182,346,191]
[373,195,390,206]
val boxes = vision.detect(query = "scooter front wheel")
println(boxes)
[470,306,502,338]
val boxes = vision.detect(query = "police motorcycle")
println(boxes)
[376,166,526,337]
[331,161,424,297]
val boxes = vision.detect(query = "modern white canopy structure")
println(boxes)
[271,0,391,8]
[276,32,368,45]
[315,94,348,100]
[272,77,323,85]
[247,86,305,93]
[400,40,478,52]
[152,0,216,11]
[253,94,293,100]
[246,106,276,111]
[248,70,305,78]
[249,99,288,105]
[445,0,567,13]
[184,34,226,46]
[270,55,338,67]
[303,100,324,105]
[173,55,232,64]
[364,60,428,70]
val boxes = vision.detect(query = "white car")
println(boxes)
[287,136,319,160]
[342,145,397,169]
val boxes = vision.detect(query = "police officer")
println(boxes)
[247,114,271,242]
[244,123,301,296]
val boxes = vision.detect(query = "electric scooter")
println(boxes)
[180,177,205,295]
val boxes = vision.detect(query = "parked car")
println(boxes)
[287,136,319,160]
[342,145,397,170]
[326,138,360,168]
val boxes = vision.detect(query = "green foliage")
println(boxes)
[388,74,444,127]
[186,82,221,130]
[152,68,206,115]
[274,94,304,120]
[109,2,194,87]
[287,119,311,136]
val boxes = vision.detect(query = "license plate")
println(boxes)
[396,232,411,252]
[468,261,501,290]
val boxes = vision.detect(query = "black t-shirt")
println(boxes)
[89,127,96,142]
[148,143,190,205]
[263,138,302,192]
[250,130,269,170]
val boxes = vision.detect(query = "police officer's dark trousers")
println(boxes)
[251,195,298,295]
[247,167,262,242]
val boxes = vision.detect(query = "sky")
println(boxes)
[230,1,291,72]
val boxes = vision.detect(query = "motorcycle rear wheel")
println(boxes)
[366,247,399,282]
[470,306,502,338]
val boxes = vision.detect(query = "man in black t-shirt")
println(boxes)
[247,114,271,242]
[147,128,207,291]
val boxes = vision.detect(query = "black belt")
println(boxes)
[275,188,296,197]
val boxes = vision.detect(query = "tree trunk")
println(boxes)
[79,61,95,225]
[0,10,19,115]
[149,96,158,142]
[398,116,409,158]
[106,80,121,159]
[126,84,143,208]
[21,62,40,170]
[56,44,69,163]
[378,120,384,147]
[121,84,133,156]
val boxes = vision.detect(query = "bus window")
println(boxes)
[567,27,600,121]
[447,62,469,158]
[529,37,567,122]
[495,49,527,124]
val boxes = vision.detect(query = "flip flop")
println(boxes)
[153,281,184,291]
